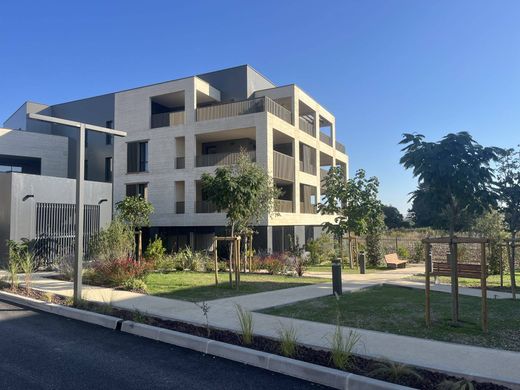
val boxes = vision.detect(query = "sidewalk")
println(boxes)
[3,271,520,386]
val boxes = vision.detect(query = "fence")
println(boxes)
[33,202,100,268]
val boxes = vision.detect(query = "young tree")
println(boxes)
[496,147,520,299]
[382,205,406,229]
[318,167,384,268]
[116,196,154,262]
[201,152,280,264]
[400,132,502,321]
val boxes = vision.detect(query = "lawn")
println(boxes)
[144,272,330,302]
[409,272,520,290]
[261,285,520,351]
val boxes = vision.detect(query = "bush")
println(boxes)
[205,259,227,273]
[56,255,75,281]
[305,234,335,265]
[89,219,134,263]
[410,242,424,263]
[256,253,287,275]
[91,258,152,286]
[366,232,384,267]
[396,245,410,260]
[145,235,166,262]
[121,278,148,293]
[174,247,210,272]
[153,254,178,272]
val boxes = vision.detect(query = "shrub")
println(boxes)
[236,304,254,345]
[153,254,178,272]
[145,235,166,262]
[205,259,227,273]
[56,254,75,281]
[91,257,152,286]
[174,247,210,272]
[437,379,474,390]
[278,323,298,357]
[287,235,307,277]
[366,232,384,267]
[19,251,35,290]
[329,327,361,370]
[121,278,148,293]
[89,219,134,263]
[410,241,424,263]
[396,245,410,260]
[305,234,335,265]
[369,360,422,384]
[256,253,287,275]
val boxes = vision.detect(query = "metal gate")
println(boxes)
[34,202,100,267]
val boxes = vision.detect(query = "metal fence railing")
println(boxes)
[151,111,185,128]
[195,150,256,167]
[273,151,295,181]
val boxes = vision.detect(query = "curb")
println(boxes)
[121,321,413,390]
[0,290,122,330]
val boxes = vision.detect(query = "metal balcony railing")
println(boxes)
[299,117,315,137]
[275,199,293,213]
[195,201,219,213]
[151,111,185,128]
[196,96,292,124]
[273,151,295,181]
[300,202,317,214]
[195,150,255,167]
[176,157,185,169]
[320,132,332,146]
[320,168,328,183]
[176,201,185,214]
[299,160,316,175]
[335,141,346,154]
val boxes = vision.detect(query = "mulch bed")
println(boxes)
[0,283,511,390]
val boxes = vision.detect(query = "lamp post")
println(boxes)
[28,113,126,304]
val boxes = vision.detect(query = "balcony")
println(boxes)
[300,202,317,214]
[335,141,346,154]
[195,200,218,213]
[275,199,293,213]
[176,157,185,169]
[273,151,295,181]
[320,168,328,183]
[320,132,332,146]
[176,201,185,214]
[195,150,255,167]
[151,111,185,128]
[196,96,292,124]
[299,118,315,137]
[299,160,316,175]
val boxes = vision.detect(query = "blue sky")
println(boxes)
[2,1,519,214]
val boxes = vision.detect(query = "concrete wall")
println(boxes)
[0,128,68,178]
[0,173,112,262]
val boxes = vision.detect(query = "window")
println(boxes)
[84,160,88,180]
[105,121,113,145]
[105,157,112,182]
[85,131,89,147]
[126,183,148,199]
[105,120,113,129]
[127,141,148,173]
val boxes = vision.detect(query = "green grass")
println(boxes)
[409,272,520,290]
[261,285,520,351]
[144,271,330,302]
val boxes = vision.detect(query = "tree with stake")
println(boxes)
[496,146,520,299]
[400,132,501,322]
[201,152,280,278]
[318,167,384,268]
[116,196,154,262]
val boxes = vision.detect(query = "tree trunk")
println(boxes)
[511,231,517,300]
[449,215,459,323]
[136,230,143,264]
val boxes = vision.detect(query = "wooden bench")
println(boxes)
[384,253,408,269]
[432,262,484,279]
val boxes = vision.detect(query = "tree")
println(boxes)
[382,205,406,229]
[116,196,154,262]
[400,132,502,321]
[318,167,384,267]
[496,146,520,299]
[201,152,280,262]
[470,210,506,275]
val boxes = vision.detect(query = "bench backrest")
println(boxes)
[432,262,484,279]
[384,253,400,263]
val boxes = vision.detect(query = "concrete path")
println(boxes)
[3,270,520,387]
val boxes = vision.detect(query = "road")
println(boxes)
[0,300,326,390]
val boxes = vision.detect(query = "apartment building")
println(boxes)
[3,65,348,253]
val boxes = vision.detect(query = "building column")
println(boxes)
[293,139,300,214]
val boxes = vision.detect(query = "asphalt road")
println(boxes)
[0,300,327,390]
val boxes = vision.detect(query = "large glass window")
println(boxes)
[126,183,148,199]
[127,141,148,173]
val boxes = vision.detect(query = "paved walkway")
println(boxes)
[2,270,519,386]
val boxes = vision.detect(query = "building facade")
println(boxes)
[3,65,348,254]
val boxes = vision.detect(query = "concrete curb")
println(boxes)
[0,290,122,330]
[121,321,413,390]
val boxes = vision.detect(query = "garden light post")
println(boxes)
[28,113,126,305]
[332,258,342,295]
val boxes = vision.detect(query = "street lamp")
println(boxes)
[27,113,127,304]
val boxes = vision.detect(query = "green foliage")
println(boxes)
[287,235,307,277]
[369,360,422,383]
[496,147,520,235]
[471,210,506,274]
[145,235,166,262]
[305,234,335,265]
[396,245,410,259]
[400,132,501,234]
[56,255,75,281]
[121,278,148,293]
[116,196,154,230]
[236,304,254,345]
[329,327,361,370]
[278,323,298,357]
[201,152,281,236]
[89,219,135,263]
[6,240,21,288]
[174,247,210,272]
[410,241,424,263]
[382,205,408,229]
[19,251,35,290]
[437,379,474,390]
[132,309,146,323]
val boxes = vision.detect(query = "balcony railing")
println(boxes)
[320,168,328,183]
[300,202,317,214]
[195,201,219,213]
[151,111,185,128]
[176,201,185,214]
[299,118,315,137]
[335,141,346,154]
[196,96,292,124]
[176,157,185,169]
[275,199,293,213]
[299,160,316,175]
[196,150,255,167]
[320,132,332,146]
[273,151,295,181]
